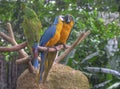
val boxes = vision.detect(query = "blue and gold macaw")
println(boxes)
[22,5,42,69]
[39,16,64,83]
[57,14,74,45]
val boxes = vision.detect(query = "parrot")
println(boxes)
[39,15,64,83]
[21,5,42,69]
[57,14,74,46]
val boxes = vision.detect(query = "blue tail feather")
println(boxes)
[39,52,45,83]
[32,43,39,69]
[33,58,38,69]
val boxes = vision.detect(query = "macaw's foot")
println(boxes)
[53,46,57,51]
[62,44,67,49]
[47,46,57,52]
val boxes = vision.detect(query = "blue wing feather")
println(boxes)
[39,16,59,83]
[40,26,56,46]
[40,16,59,46]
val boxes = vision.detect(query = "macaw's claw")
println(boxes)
[53,46,57,51]
[62,44,67,49]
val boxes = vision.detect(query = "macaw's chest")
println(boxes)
[58,21,74,44]
[45,20,63,47]
[45,31,60,47]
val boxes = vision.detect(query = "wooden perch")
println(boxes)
[55,31,90,63]
[16,56,31,64]
[0,25,70,64]
[0,23,28,57]
[0,42,27,52]
[16,44,70,64]
[0,42,69,52]
[0,22,90,73]
[38,44,70,52]
[0,23,71,65]
[6,23,15,39]
[0,23,34,72]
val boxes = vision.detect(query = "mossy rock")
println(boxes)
[16,63,90,89]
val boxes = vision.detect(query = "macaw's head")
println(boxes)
[64,14,74,24]
[53,15,64,24]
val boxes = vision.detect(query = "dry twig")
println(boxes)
[0,42,27,52]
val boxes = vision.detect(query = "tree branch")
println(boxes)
[55,30,90,63]
[0,42,27,52]
[0,23,34,72]
[16,56,31,64]
[93,80,111,89]
[6,23,15,39]
[0,31,11,42]
[38,44,70,52]
[0,23,27,56]
[0,41,70,52]
[0,28,70,64]
[16,44,70,64]
[0,22,90,73]
[85,67,120,77]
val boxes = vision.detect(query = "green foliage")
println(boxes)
[0,0,120,88]
[22,5,42,55]
[0,1,16,22]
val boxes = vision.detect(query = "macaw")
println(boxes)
[57,14,74,45]
[39,16,64,83]
[22,5,42,69]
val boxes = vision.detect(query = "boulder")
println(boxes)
[16,64,90,89]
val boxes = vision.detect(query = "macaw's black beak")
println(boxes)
[64,14,71,23]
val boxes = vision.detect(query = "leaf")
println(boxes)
[107,82,120,89]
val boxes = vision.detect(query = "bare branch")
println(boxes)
[0,32,70,64]
[0,23,90,73]
[16,44,70,64]
[0,42,27,52]
[0,31,11,42]
[85,67,120,77]
[55,30,90,63]
[27,61,34,73]
[0,23,33,72]
[38,44,70,52]
[93,80,111,89]
[0,23,28,57]
[16,56,31,64]
[6,23,15,39]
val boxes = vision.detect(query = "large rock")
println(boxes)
[16,64,90,89]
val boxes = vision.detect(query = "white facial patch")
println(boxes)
[59,15,64,21]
